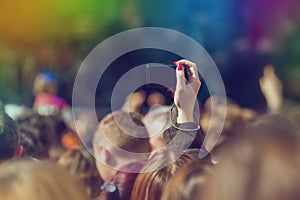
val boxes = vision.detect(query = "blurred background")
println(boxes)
[0,0,300,113]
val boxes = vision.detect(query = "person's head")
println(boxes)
[0,111,22,162]
[204,114,300,200]
[146,92,166,107]
[18,124,45,159]
[183,148,212,165]
[131,150,194,200]
[32,71,58,96]
[16,111,68,158]
[143,106,171,151]
[201,97,256,139]
[0,160,89,200]
[162,161,212,200]
[57,148,103,199]
[99,162,143,200]
[93,110,150,181]
[200,97,256,163]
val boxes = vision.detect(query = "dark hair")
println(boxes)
[18,124,45,158]
[0,111,19,160]
[94,110,150,154]
[57,148,103,199]
[99,162,143,200]
[16,111,67,158]
[131,150,194,200]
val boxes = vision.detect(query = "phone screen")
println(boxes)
[146,63,190,89]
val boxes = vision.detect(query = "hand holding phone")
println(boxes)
[146,63,191,89]
[174,59,201,123]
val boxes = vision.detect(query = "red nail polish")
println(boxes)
[177,64,183,71]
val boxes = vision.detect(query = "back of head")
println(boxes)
[143,106,171,151]
[204,114,300,200]
[0,111,19,160]
[93,110,150,181]
[57,148,103,198]
[131,150,194,200]
[94,110,150,154]
[0,160,89,200]
[18,124,45,159]
[162,161,212,200]
[16,111,67,158]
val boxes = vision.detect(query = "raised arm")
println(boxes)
[259,65,283,112]
[174,59,201,123]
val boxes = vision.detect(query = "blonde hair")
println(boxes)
[0,160,89,200]
[93,110,150,154]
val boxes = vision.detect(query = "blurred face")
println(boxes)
[94,137,118,181]
[95,159,117,181]
[145,115,167,151]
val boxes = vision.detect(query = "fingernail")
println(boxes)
[174,60,179,64]
[177,64,183,71]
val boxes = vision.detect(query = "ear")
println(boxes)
[14,145,24,158]
[98,146,117,167]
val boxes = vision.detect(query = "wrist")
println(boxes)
[177,109,194,123]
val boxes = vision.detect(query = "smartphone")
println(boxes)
[146,63,190,89]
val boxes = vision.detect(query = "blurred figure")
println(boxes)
[0,160,89,200]
[33,72,66,114]
[4,104,29,120]
[18,123,45,159]
[16,111,68,159]
[0,111,23,163]
[61,130,81,150]
[121,91,146,113]
[200,96,256,163]
[57,148,103,199]
[32,72,73,126]
[203,114,300,200]
[142,106,171,152]
[131,150,194,200]
[73,109,98,151]
[146,92,166,107]
[259,65,283,112]
[259,65,300,130]
[162,160,212,200]
[93,110,150,181]
[99,162,143,200]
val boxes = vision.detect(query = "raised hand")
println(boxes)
[174,59,201,123]
[259,65,283,110]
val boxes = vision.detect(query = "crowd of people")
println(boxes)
[0,59,300,200]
